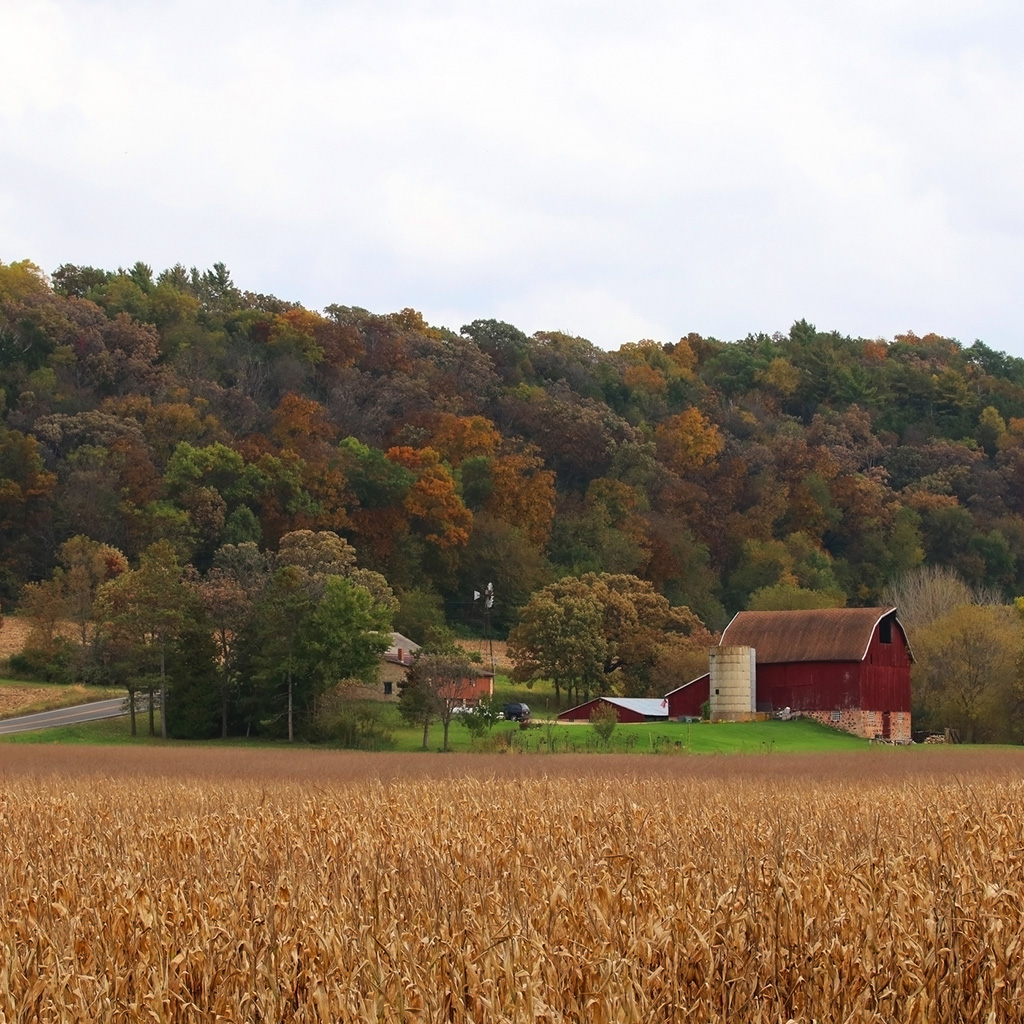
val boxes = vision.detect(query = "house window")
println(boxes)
[383,681,393,695]
[879,617,892,644]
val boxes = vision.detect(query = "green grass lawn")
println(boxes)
[0,716,150,745]
[0,674,885,755]
[394,716,873,754]
[1,698,874,755]
[337,698,873,754]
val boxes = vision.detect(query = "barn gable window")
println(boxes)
[879,617,892,644]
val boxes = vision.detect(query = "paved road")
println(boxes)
[0,698,130,736]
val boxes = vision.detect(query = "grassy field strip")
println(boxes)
[1,747,1023,1021]
[0,694,874,752]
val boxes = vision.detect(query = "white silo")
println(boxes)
[709,646,756,721]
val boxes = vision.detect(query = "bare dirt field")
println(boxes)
[0,683,97,718]
[0,618,57,717]
[457,637,512,673]
[0,740,1020,783]
[0,615,30,659]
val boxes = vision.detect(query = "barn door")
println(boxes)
[882,711,891,739]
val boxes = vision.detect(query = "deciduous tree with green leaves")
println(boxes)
[94,540,197,737]
[239,568,391,741]
[508,573,712,705]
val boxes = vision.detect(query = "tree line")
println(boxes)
[2,258,1024,739]
[16,530,392,741]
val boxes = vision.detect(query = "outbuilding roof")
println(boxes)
[559,696,669,719]
[720,607,902,663]
[602,697,669,718]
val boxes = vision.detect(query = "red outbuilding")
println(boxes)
[664,673,709,719]
[558,697,669,724]
[665,607,913,742]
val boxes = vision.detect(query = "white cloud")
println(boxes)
[2,0,1024,354]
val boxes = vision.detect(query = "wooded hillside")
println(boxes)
[3,258,1023,634]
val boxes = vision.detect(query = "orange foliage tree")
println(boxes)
[386,446,472,550]
[654,408,724,475]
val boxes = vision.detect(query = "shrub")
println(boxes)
[322,704,395,750]
[7,638,77,683]
[590,702,618,744]
[458,699,500,743]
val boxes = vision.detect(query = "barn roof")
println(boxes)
[720,607,902,663]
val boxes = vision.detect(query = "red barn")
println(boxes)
[666,607,913,742]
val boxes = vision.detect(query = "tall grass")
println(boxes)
[1,746,1022,1022]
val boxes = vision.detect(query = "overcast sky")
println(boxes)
[3,0,1024,357]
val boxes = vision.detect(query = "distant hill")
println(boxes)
[3,258,1024,637]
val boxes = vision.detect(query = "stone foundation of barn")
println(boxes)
[803,708,911,744]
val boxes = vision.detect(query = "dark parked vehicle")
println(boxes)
[503,702,531,722]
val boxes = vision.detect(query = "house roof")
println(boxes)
[720,607,902,663]
[383,632,421,665]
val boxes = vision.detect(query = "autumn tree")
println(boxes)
[59,535,129,644]
[427,414,555,547]
[647,627,719,694]
[0,428,57,598]
[882,565,1002,628]
[17,527,127,680]
[496,382,637,490]
[912,604,1022,742]
[654,408,724,476]
[337,438,416,575]
[16,577,74,679]
[386,446,472,552]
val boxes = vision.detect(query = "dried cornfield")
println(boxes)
[1,746,1024,1022]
